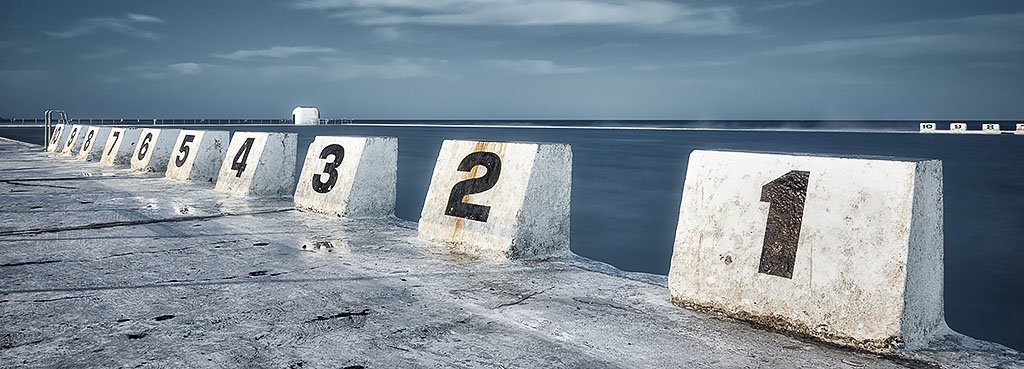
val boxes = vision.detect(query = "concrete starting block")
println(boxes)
[948,122,967,133]
[918,123,936,133]
[214,132,297,197]
[294,136,397,218]
[165,130,230,183]
[418,140,572,259]
[130,128,181,173]
[100,128,143,165]
[1016,124,1024,135]
[981,123,1001,135]
[75,126,111,161]
[46,124,70,153]
[668,150,944,353]
[59,125,86,156]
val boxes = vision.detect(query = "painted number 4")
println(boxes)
[230,137,255,177]
[758,170,810,279]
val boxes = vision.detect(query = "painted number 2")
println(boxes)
[445,151,501,222]
[758,170,810,279]
[137,133,153,160]
[174,134,196,167]
[312,144,344,194]
[230,137,255,177]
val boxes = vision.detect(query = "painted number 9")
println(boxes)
[137,133,153,160]
[758,170,810,279]
[174,134,196,167]
[312,144,344,194]
[445,151,501,222]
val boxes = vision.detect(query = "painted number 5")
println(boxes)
[445,151,501,222]
[312,144,344,194]
[758,170,810,279]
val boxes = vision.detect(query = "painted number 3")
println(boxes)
[758,170,810,279]
[445,151,501,222]
[312,144,345,194]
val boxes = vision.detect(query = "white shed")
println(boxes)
[292,106,320,125]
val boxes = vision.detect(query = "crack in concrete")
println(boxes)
[304,309,371,323]
[0,208,294,236]
[0,259,62,267]
[493,286,554,309]
[0,180,77,189]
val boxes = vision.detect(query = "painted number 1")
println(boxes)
[230,137,255,177]
[758,170,810,279]
[312,144,344,194]
[445,151,501,222]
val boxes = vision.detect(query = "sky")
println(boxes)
[1,0,1022,120]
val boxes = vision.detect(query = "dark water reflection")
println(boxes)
[3,124,1022,350]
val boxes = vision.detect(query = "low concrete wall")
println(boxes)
[418,140,571,259]
[130,128,181,173]
[165,130,230,183]
[668,150,944,353]
[294,136,397,218]
[59,125,86,157]
[214,132,297,197]
[100,128,143,165]
[75,126,111,162]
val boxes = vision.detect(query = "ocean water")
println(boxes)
[2,120,1022,350]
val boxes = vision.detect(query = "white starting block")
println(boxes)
[981,123,1001,135]
[948,122,967,133]
[668,150,943,352]
[130,129,181,173]
[918,123,936,133]
[294,136,397,218]
[418,140,572,259]
[165,130,230,183]
[1017,124,1024,135]
[59,125,86,156]
[214,132,297,197]
[100,128,143,165]
[75,126,111,161]
[46,124,71,153]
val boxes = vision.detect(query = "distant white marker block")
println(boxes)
[981,123,1000,135]
[214,132,297,197]
[949,122,967,133]
[294,136,397,218]
[130,128,181,173]
[165,130,230,183]
[1017,124,1024,135]
[918,123,936,133]
[100,128,143,165]
[75,126,111,161]
[46,124,71,153]
[417,140,571,259]
[668,150,943,352]
[60,125,86,156]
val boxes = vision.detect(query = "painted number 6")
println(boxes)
[758,170,810,279]
[445,151,501,222]
[312,144,344,194]
[137,132,153,160]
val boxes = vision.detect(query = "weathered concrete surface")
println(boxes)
[294,136,397,218]
[100,127,143,166]
[76,126,111,162]
[214,132,297,197]
[165,130,230,184]
[45,124,70,153]
[669,151,944,353]
[59,125,86,157]
[130,129,181,173]
[1,138,1022,369]
[418,140,571,259]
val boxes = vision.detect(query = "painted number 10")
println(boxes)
[757,170,810,279]
[445,151,501,222]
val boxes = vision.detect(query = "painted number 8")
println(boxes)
[312,144,345,194]
[445,151,501,222]
[82,130,95,151]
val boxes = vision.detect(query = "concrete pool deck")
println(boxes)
[0,137,1021,368]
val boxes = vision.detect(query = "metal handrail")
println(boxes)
[43,109,69,149]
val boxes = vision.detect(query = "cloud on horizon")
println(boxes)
[293,0,747,34]
[484,59,594,75]
[213,46,338,60]
[46,13,165,40]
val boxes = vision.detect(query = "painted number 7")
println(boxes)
[757,170,810,279]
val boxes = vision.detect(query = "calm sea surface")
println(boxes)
[2,120,1022,350]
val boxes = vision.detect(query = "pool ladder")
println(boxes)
[44,109,69,149]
